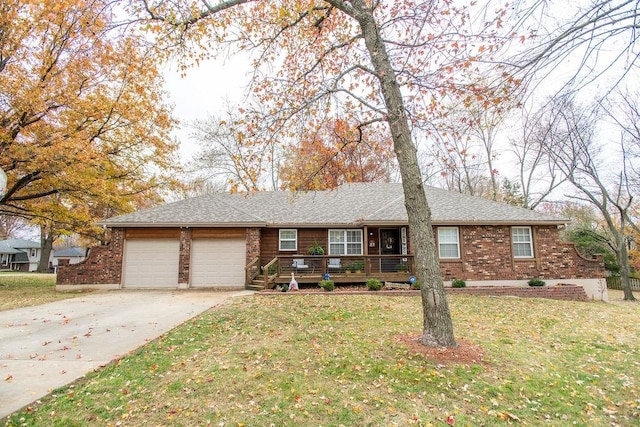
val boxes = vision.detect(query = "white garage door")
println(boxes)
[123,239,180,288]
[191,239,245,289]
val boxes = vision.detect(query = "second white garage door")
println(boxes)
[123,239,180,288]
[190,239,245,288]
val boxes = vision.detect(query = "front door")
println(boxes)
[380,228,400,272]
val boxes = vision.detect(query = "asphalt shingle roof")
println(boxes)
[0,239,40,251]
[53,247,88,258]
[101,182,566,227]
[0,241,23,255]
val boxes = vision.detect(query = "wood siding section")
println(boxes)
[125,228,180,239]
[191,228,245,239]
[261,228,327,261]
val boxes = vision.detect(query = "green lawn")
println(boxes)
[0,273,90,311]
[4,293,638,426]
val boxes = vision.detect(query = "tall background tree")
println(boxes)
[506,0,640,299]
[507,101,566,209]
[188,110,279,193]
[0,0,180,256]
[425,94,516,201]
[514,0,640,95]
[540,96,637,300]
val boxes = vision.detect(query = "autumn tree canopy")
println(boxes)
[279,118,395,191]
[0,0,180,239]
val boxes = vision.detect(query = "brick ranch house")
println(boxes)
[57,182,605,298]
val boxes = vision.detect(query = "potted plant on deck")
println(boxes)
[351,260,364,274]
[308,241,325,256]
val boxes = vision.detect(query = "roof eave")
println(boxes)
[99,221,268,228]
[431,220,568,226]
[99,219,568,228]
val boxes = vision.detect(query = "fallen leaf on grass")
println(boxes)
[498,411,521,421]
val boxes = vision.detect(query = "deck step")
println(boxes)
[250,275,279,290]
[247,277,266,291]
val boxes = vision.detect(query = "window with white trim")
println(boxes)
[512,227,533,258]
[279,229,297,251]
[1,254,7,265]
[30,248,37,258]
[328,229,363,255]
[438,227,460,259]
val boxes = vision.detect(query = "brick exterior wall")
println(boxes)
[246,228,261,263]
[56,228,124,285]
[57,225,605,286]
[178,228,192,285]
[438,225,604,281]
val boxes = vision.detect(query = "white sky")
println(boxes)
[163,55,253,160]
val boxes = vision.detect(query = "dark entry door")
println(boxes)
[380,228,400,272]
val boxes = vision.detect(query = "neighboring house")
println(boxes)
[0,239,41,272]
[52,247,88,271]
[57,183,604,295]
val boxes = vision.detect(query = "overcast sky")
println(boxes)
[164,54,253,160]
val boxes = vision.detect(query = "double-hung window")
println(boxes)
[279,229,297,251]
[328,229,363,255]
[438,227,460,259]
[512,227,533,258]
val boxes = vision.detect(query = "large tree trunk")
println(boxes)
[352,1,456,347]
[617,237,636,301]
[37,226,54,273]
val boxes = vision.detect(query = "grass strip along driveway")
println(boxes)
[3,292,638,426]
[0,273,90,311]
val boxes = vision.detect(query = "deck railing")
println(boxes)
[246,255,416,287]
[245,257,261,286]
[272,255,415,279]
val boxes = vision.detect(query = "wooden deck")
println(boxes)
[247,255,415,289]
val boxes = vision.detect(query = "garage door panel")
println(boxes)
[123,239,179,288]
[191,239,245,288]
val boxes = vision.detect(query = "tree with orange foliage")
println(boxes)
[280,119,394,191]
[0,0,179,242]
[135,0,520,347]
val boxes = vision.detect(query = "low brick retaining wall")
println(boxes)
[444,284,589,301]
[258,284,589,302]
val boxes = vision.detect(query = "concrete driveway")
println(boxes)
[0,290,252,419]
